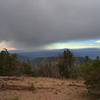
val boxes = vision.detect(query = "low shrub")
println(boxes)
[81,59,100,96]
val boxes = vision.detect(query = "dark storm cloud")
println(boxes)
[0,0,100,49]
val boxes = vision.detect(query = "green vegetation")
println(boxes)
[58,49,74,78]
[0,48,18,76]
[0,48,34,76]
[81,56,100,96]
[21,60,33,76]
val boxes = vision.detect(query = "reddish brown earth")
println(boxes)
[0,77,89,100]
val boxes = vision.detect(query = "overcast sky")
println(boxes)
[0,0,100,51]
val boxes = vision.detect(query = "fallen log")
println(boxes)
[0,84,35,91]
[0,76,23,81]
[68,83,86,88]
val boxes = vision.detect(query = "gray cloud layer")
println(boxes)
[0,0,100,49]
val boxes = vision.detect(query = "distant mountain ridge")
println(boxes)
[10,48,100,59]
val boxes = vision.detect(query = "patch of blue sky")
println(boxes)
[44,39,100,50]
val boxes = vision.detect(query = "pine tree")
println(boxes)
[0,48,18,75]
[59,49,73,78]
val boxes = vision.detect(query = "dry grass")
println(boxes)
[0,77,89,100]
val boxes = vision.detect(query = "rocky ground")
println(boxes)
[0,77,91,100]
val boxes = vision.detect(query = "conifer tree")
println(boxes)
[59,49,73,78]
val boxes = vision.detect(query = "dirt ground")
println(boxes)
[0,77,90,100]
